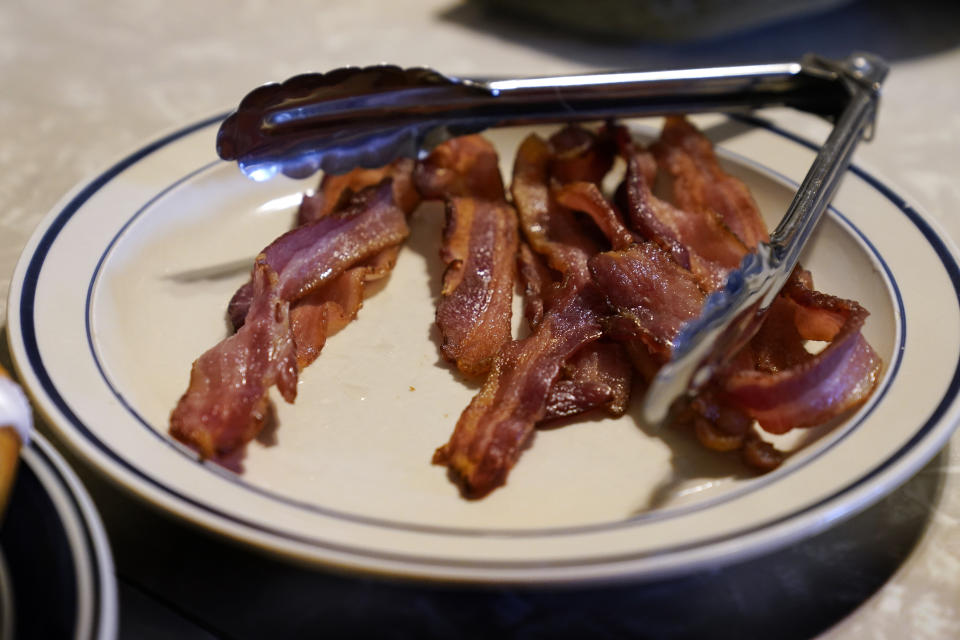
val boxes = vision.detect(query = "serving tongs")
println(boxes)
[216,52,888,424]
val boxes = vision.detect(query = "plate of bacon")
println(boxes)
[7,112,960,584]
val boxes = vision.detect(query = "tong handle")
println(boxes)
[483,60,845,118]
[218,56,853,180]
[770,55,885,267]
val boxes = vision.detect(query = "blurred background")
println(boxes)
[3,0,959,303]
[2,1,959,637]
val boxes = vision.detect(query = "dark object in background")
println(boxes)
[472,0,856,41]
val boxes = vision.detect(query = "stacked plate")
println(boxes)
[1,358,116,638]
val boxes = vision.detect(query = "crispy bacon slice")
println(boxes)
[543,341,632,420]
[619,142,745,293]
[415,136,518,376]
[433,278,605,498]
[414,135,505,201]
[517,241,559,330]
[512,134,599,277]
[548,124,615,186]
[170,261,297,459]
[436,197,519,376]
[589,242,705,363]
[719,278,882,433]
[171,183,410,458]
[653,116,769,249]
[230,183,408,327]
[272,171,416,376]
[260,183,409,302]
[434,128,633,496]
[554,181,636,251]
[230,176,418,330]
[297,159,419,226]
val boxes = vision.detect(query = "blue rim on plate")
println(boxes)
[6,114,960,583]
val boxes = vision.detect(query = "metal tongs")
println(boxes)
[216,52,888,424]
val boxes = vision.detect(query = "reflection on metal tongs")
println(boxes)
[215,52,888,424]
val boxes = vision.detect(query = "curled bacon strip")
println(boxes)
[414,135,505,201]
[544,341,632,420]
[297,158,419,226]
[433,279,604,498]
[591,122,882,472]
[171,262,297,459]
[589,242,705,364]
[618,139,744,292]
[230,163,420,330]
[417,136,517,376]
[433,127,630,496]
[260,183,409,302]
[554,181,635,251]
[719,278,882,434]
[436,197,518,376]
[653,116,769,249]
[171,182,410,458]
[512,133,599,277]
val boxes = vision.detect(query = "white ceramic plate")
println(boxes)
[7,114,960,585]
[0,432,117,639]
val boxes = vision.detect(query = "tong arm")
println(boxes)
[641,53,888,423]
[217,56,852,180]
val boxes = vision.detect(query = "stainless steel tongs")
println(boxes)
[216,52,888,424]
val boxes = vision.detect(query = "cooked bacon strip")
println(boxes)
[436,197,519,376]
[228,176,415,391]
[297,158,419,226]
[719,279,882,433]
[433,127,635,496]
[543,341,632,420]
[290,246,401,369]
[253,182,409,304]
[548,125,615,186]
[512,134,599,277]
[512,128,617,326]
[589,242,705,364]
[514,130,638,419]
[554,181,635,251]
[620,150,689,268]
[414,135,505,201]
[171,261,298,459]
[517,241,559,330]
[653,116,769,249]
[414,136,517,376]
[231,175,418,330]
[172,183,409,458]
[620,142,745,293]
[433,279,605,498]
